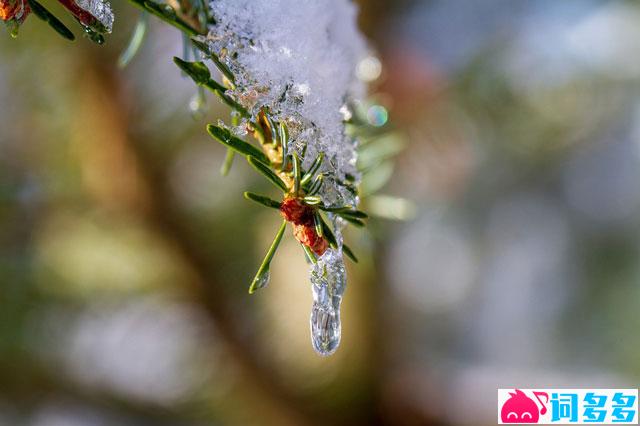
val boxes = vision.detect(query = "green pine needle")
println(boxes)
[318,215,358,262]
[292,153,301,195]
[280,124,289,172]
[128,0,202,36]
[249,220,287,294]
[314,212,323,237]
[207,125,269,165]
[173,58,248,119]
[341,216,365,228]
[173,57,216,87]
[343,244,358,263]
[307,174,324,196]
[247,156,288,192]
[303,195,321,205]
[27,0,75,41]
[319,216,338,249]
[319,206,368,219]
[220,148,235,176]
[244,192,281,209]
[190,38,236,87]
[300,152,324,186]
[302,245,317,264]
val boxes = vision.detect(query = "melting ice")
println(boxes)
[310,248,347,355]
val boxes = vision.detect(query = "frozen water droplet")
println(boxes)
[232,125,248,137]
[162,4,176,18]
[251,270,270,292]
[310,302,340,355]
[83,26,105,44]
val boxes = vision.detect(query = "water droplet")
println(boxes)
[83,26,105,44]
[251,270,270,292]
[163,4,177,19]
[8,21,20,38]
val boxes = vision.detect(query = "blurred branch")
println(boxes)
[0,357,191,425]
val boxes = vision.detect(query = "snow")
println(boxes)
[204,0,368,208]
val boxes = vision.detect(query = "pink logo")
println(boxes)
[500,389,549,423]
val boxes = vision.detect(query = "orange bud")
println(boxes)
[294,224,328,256]
[280,196,314,226]
[0,0,29,22]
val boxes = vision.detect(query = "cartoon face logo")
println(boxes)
[501,389,548,423]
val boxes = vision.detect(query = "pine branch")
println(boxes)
[4,0,386,361]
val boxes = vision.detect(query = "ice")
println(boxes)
[76,0,114,33]
[309,248,347,355]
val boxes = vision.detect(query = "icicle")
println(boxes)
[309,248,346,356]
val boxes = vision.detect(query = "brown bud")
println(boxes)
[279,196,314,226]
[0,0,29,22]
[294,224,328,256]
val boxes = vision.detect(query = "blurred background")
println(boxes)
[2,0,640,424]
